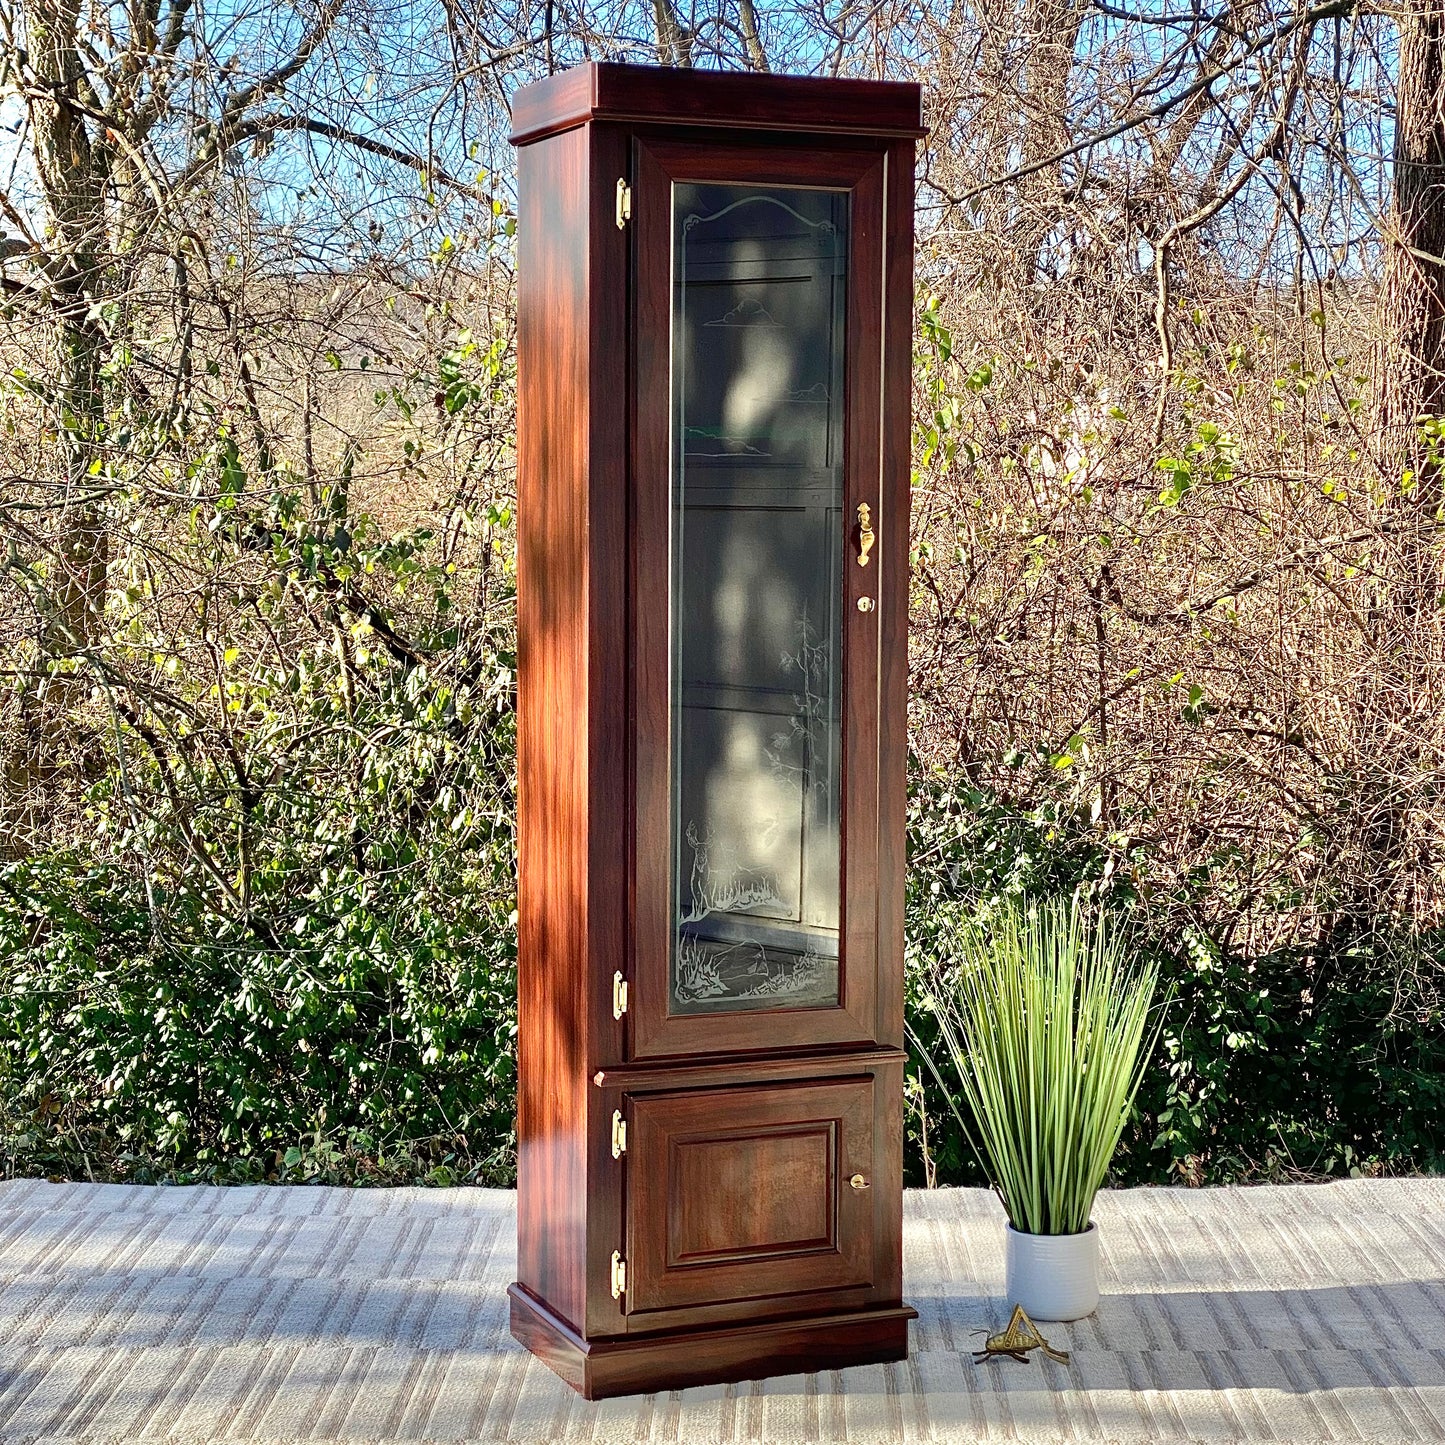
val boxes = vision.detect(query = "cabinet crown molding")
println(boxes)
[510,61,926,147]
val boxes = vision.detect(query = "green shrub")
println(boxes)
[904,768,1445,1186]
[1,475,521,1186]
[4,701,1442,1188]
[1132,926,1445,1183]
[0,823,517,1186]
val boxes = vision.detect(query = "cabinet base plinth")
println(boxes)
[508,1284,915,1399]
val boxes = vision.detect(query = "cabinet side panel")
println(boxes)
[516,127,593,1331]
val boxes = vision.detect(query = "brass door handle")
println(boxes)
[849,1173,871,1190]
[856,503,875,566]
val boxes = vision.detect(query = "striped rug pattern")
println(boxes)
[0,1176,1442,1442]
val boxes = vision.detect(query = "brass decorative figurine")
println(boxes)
[974,1304,1073,1365]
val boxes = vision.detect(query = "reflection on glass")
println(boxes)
[669,183,848,1015]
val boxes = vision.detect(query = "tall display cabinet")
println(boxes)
[508,62,923,1399]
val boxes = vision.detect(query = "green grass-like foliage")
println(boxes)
[924,898,1164,1234]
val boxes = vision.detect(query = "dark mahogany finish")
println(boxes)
[510,62,927,146]
[629,138,888,1061]
[628,1078,876,1311]
[511,61,920,1398]
[509,1286,916,1398]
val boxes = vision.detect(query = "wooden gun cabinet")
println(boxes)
[508,62,922,1399]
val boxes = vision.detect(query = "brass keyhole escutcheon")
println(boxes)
[857,597,876,613]
[856,502,876,566]
[849,1173,871,1190]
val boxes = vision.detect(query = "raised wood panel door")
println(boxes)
[624,1079,876,1313]
[631,138,889,1059]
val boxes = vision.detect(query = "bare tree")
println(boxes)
[3,0,1445,1185]
[1379,0,1445,457]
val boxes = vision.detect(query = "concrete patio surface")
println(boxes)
[0,1175,1442,1442]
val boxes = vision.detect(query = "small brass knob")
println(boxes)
[849,1173,870,1190]
[856,597,875,613]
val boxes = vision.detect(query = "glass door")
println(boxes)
[670,180,846,1015]
[632,139,887,1058]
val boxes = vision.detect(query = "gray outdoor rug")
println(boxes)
[0,1176,1442,1442]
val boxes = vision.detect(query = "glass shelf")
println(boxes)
[669,183,850,1016]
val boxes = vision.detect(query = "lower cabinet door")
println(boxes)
[625,1078,876,1313]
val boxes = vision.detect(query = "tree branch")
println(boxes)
[936,0,1357,206]
[220,0,345,124]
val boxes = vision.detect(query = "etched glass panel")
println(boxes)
[669,182,848,1015]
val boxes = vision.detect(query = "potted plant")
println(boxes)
[919,898,1165,1321]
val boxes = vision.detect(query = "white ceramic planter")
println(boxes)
[1004,1222,1100,1321]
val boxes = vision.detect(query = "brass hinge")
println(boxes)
[611,1109,627,1158]
[615,178,632,229]
[610,1250,627,1299]
[612,970,629,1019]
